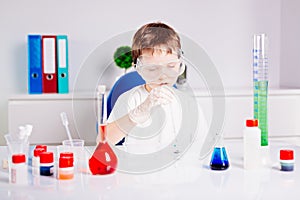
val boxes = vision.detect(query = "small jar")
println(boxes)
[29,145,47,167]
[11,154,28,184]
[32,148,46,176]
[40,152,54,176]
[58,152,74,180]
[280,149,294,171]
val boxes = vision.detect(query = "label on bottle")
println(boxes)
[11,168,16,183]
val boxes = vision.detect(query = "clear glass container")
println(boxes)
[210,139,229,171]
[253,34,268,146]
[89,85,118,175]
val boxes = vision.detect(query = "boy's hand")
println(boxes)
[129,85,174,125]
[146,85,174,107]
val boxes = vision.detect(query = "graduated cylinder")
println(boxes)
[253,33,269,146]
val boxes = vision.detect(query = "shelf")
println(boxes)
[9,87,300,101]
[8,92,97,101]
[191,87,300,97]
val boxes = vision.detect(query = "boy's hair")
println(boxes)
[132,22,181,64]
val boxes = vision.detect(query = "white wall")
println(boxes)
[0,0,283,144]
[280,0,300,88]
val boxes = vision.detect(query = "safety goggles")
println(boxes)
[135,55,185,83]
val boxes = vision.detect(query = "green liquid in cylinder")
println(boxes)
[254,81,268,146]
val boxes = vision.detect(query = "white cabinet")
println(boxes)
[196,89,300,138]
[8,94,98,145]
[8,89,300,144]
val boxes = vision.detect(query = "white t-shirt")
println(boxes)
[108,85,208,155]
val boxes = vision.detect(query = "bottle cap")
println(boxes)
[246,119,258,127]
[280,149,294,160]
[34,147,46,157]
[39,152,54,163]
[35,145,47,151]
[60,152,74,158]
[12,154,26,164]
[59,152,74,168]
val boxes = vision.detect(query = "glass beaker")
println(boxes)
[5,134,29,156]
[4,134,30,183]
[61,139,86,173]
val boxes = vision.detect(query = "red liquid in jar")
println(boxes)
[89,125,118,175]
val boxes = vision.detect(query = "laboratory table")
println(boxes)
[0,138,300,200]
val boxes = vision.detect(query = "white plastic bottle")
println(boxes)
[11,154,28,184]
[243,119,261,170]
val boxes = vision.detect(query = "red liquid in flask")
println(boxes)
[89,125,118,175]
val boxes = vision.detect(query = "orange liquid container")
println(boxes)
[58,152,74,180]
[89,125,118,175]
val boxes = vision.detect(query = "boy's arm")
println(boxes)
[105,114,136,144]
[97,85,174,145]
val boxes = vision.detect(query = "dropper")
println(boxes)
[60,112,73,146]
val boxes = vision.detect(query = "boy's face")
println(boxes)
[136,49,184,88]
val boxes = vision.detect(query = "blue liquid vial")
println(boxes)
[210,147,229,170]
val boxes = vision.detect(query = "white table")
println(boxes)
[0,138,299,200]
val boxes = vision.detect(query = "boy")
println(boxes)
[98,22,207,154]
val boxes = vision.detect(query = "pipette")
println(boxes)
[60,112,73,146]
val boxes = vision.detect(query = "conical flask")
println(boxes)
[89,85,118,175]
[210,138,229,170]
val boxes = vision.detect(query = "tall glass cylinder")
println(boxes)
[253,34,268,146]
